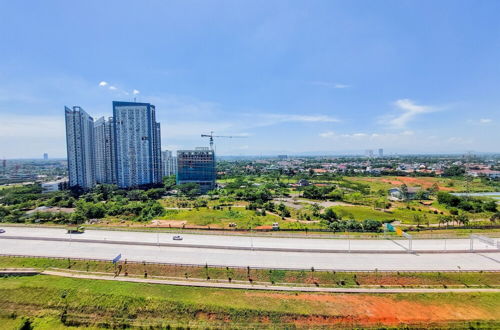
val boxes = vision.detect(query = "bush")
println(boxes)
[362,219,382,232]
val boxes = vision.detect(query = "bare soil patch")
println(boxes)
[379,177,454,191]
[247,292,495,326]
[149,220,186,227]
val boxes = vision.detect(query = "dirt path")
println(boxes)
[275,197,354,209]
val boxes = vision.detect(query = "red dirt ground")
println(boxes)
[245,292,496,326]
[366,176,455,191]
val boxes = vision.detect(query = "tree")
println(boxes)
[163,175,177,190]
[437,192,461,207]
[483,200,498,212]
[145,188,165,200]
[345,219,362,232]
[321,208,339,222]
[456,214,470,227]
[413,214,423,227]
[70,212,86,224]
[310,203,321,217]
[429,183,440,195]
[126,190,148,202]
[329,221,345,232]
[443,165,466,177]
[400,184,408,201]
[263,201,275,212]
[490,212,500,224]
[415,190,428,201]
[362,219,382,232]
[438,215,451,228]
[176,183,201,198]
[276,203,290,218]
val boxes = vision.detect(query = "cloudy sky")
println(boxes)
[0,0,499,158]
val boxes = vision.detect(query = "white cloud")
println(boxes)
[319,130,415,141]
[479,118,492,124]
[385,99,439,129]
[261,113,339,124]
[132,89,140,95]
[309,81,351,89]
[98,81,108,87]
[319,131,335,138]
[108,86,117,91]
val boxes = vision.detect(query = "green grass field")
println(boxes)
[159,207,281,228]
[0,274,499,328]
[347,176,498,193]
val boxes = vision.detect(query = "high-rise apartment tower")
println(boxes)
[162,150,177,177]
[94,117,116,184]
[64,106,96,189]
[113,101,162,188]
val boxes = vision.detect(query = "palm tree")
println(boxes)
[438,215,447,228]
[413,214,422,227]
[456,214,470,227]
[490,212,500,225]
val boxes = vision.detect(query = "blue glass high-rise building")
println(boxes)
[176,148,216,193]
[113,101,162,188]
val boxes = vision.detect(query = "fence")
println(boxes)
[1,254,499,273]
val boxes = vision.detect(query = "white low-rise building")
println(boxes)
[41,179,68,193]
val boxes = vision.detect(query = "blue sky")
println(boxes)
[0,0,499,158]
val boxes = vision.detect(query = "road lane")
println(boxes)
[0,237,499,271]
[1,226,498,252]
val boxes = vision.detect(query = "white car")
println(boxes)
[172,235,183,241]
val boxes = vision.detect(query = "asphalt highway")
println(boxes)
[1,226,498,252]
[0,226,499,271]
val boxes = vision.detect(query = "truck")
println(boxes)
[66,225,85,234]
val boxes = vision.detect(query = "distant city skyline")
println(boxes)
[0,1,499,158]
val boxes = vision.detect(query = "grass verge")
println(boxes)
[0,275,499,328]
[1,256,499,288]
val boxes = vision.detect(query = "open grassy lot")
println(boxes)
[347,176,497,193]
[159,207,281,228]
[331,205,434,224]
[0,274,499,328]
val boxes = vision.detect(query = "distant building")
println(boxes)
[388,187,425,201]
[162,150,177,177]
[65,106,96,189]
[378,148,383,157]
[43,153,48,161]
[298,179,310,187]
[365,149,374,158]
[278,155,288,160]
[467,169,500,179]
[113,101,162,188]
[177,148,216,193]
[41,179,68,193]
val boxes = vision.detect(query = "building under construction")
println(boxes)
[176,147,216,193]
